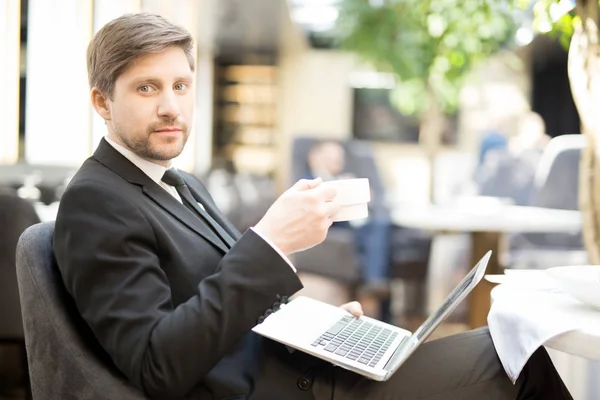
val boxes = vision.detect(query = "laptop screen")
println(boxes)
[411,253,488,342]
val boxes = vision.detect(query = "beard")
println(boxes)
[113,117,190,162]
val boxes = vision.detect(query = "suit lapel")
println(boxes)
[142,184,229,253]
[93,139,229,254]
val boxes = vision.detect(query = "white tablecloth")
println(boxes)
[488,282,600,383]
[392,203,582,233]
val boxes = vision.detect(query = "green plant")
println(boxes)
[522,0,577,48]
[336,0,518,116]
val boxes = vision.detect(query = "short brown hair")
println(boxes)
[87,12,195,98]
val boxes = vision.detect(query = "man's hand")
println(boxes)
[254,178,341,255]
[340,301,363,318]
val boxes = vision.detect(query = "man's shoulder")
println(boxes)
[61,157,140,207]
[68,157,131,190]
[55,158,148,237]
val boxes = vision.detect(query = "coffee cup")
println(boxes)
[321,178,370,222]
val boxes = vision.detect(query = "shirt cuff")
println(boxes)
[250,227,297,273]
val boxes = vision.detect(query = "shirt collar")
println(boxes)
[104,136,169,185]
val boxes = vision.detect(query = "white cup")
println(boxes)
[321,178,370,222]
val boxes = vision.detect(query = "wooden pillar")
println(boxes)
[467,231,501,328]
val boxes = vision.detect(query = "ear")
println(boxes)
[90,87,111,121]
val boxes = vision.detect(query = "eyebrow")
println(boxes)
[131,76,194,86]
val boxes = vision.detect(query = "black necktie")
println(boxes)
[162,168,234,248]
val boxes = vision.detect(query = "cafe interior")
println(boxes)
[1,0,599,398]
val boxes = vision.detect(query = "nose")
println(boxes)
[157,89,181,119]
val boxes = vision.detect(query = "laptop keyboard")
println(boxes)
[311,315,399,368]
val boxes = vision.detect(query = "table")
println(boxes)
[392,202,582,328]
[490,283,600,361]
[391,203,582,233]
[490,283,600,398]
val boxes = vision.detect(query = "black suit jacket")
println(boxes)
[54,139,320,399]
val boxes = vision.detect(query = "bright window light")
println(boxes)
[538,19,552,33]
[0,0,20,163]
[289,0,338,6]
[515,27,534,46]
[550,0,575,22]
[25,0,93,166]
[291,5,339,27]
[349,71,396,89]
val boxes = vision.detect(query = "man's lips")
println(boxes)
[154,127,182,133]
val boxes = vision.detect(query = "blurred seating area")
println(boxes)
[0,164,76,205]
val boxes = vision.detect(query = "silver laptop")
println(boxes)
[252,251,490,381]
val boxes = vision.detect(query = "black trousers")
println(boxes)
[309,327,572,400]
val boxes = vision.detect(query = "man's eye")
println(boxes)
[174,83,188,91]
[139,85,154,93]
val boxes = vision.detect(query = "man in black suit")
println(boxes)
[54,12,572,400]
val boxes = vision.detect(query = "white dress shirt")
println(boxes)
[104,136,296,272]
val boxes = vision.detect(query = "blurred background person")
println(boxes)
[476,112,550,206]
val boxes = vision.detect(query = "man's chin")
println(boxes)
[151,148,185,162]
[150,137,187,159]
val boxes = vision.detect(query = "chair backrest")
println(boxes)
[0,192,40,339]
[532,134,585,210]
[16,222,147,400]
[509,135,586,251]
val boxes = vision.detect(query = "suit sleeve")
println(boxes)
[53,181,303,398]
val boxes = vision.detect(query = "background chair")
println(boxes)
[505,134,587,269]
[0,191,40,398]
[16,222,147,400]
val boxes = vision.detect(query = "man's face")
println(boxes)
[103,46,194,165]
